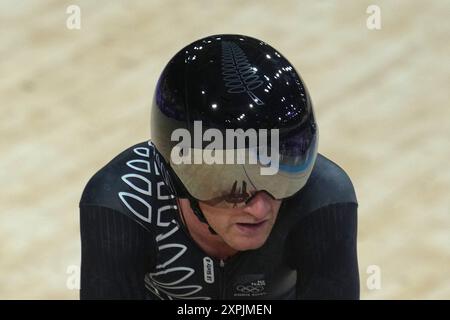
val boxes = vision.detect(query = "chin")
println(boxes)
[227,234,269,251]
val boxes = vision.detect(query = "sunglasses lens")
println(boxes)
[203,190,274,209]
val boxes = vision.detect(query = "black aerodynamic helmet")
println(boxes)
[151,34,318,207]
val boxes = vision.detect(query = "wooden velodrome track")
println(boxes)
[0,0,449,299]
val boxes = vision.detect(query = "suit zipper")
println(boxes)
[219,259,226,299]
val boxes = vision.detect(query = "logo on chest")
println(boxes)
[233,274,267,297]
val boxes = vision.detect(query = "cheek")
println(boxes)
[208,212,233,232]
[272,201,282,216]
[275,199,282,207]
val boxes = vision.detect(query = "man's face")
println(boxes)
[199,192,282,251]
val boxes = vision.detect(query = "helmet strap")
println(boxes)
[165,163,217,235]
[188,197,218,235]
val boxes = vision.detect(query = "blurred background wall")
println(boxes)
[0,0,448,299]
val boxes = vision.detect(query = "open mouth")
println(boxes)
[235,220,268,234]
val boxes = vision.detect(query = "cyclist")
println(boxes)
[79,34,359,300]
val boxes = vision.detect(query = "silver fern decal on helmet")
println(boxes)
[221,41,264,105]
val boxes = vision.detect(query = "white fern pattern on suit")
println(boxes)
[118,141,210,300]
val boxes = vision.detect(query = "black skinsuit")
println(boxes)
[79,141,359,299]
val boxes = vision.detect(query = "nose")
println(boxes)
[243,192,272,221]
